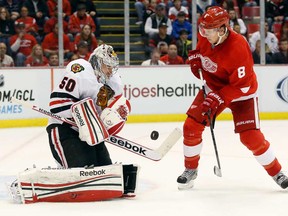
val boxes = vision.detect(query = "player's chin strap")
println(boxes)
[213,26,228,47]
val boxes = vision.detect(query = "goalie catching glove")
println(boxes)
[100,94,131,135]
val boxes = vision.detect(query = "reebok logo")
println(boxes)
[80,169,106,176]
[109,136,147,156]
[74,107,85,126]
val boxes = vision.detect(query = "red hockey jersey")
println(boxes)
[196,30,258,105]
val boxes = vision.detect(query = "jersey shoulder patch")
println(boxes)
[71,63,85,73]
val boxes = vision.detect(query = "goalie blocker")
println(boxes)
[71,96,131,146]
[9,164,139,204]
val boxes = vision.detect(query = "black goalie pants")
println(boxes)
[47,123,112,168]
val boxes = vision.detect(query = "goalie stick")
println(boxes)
[10,97,182,161]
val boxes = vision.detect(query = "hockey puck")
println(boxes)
[150,130,159,140]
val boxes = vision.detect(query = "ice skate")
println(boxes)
[177,168,198,190]
[273,171,288,189]
[8,180,22,203]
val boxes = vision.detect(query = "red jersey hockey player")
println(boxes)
[177,6,288,190]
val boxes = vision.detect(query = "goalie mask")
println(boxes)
[89,44,119,83]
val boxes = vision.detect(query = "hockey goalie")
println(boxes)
[9,45,139,203]
[9,91,138,204]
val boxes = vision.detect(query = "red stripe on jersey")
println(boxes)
[50,99,75,106]
[80,103,96,144]
[88,99,109,139]
[52,128,68,168]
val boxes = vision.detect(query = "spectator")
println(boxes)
[196,0,217,16]
[47,52,59,66]
[244,0,258,7]
[74,24,98,52]
[168,0,189,22]
[70,0,100,37]
[272,37,288,63]
[280,20,288,40]
[0,0,20,20]
[252,40,273,64]
[42,23,72,60]
[176,29,192,62]
[25,44,48,66]
[0,7,15,46]
[47,0,71,21]
[134,0,148,25]
[44,6,69,35]
[171,11,192,40]
[22,0,49,32]
[249,21,279,54]
[15,6,40,41]
[68,3,96,38]
[160,43,184,64]
[74,40,91,61]
[233,23,241,34]
[265,0,288,31]
[143,0,157,25]
[221,0,235,11]
[141,48,166,65]
[9,22,37,66]
[144,3,172,38]
[148,22,174,56]
[228,8,247,36]
[69,53,79,62]
[0,42,14,67]
[157,41,169,56]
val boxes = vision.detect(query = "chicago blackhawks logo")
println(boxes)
[71,63,84,73]
[276,76,288,103]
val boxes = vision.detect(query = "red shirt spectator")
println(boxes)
[44,17,69,34]
[15,6,39,35]
[25,44,48,66]
[42,23,71,57]
[74,24,98,52]
[10,22,37,56]
[68,4,96,36]
[160,44,184,65]
[47,0,71,18]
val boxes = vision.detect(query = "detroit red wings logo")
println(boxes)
[71,63,84,73]
[200,56,217,73]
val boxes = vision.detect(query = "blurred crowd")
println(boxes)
[0,0,287,67]
[138,0,288,65]
[0,0,100,67]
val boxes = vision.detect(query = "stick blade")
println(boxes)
[214,166,222,177]
[154,127,182,159]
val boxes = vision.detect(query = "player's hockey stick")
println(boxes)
[10,97,182,161]
[198,69,222,177]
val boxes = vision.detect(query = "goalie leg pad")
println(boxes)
[71,98,109,146]
[11,164,124,204]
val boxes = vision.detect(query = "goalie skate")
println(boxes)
[8,180,22,204]
[177,169,198,190]
[273,171,288,189]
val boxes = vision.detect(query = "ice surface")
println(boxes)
[1,120,287,216]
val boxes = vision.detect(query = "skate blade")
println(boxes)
[177,180,194,190]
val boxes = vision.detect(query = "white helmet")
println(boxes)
[89,44,119,83]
